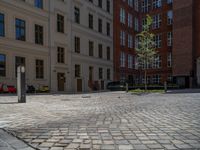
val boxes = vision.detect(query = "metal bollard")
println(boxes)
[17,66,26,103]
[164,81,167,93]
[126,83,128,93]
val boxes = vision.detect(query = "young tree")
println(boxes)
[135,15,157,91]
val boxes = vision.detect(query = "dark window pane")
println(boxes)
[0,13,5,37]
[0,54,6,77]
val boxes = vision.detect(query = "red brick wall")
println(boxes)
[172,0,193,76]
[194,0,200,58]
[113,0,139,81]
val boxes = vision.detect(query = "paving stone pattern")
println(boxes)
[0,92,200,150]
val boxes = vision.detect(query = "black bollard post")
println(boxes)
[164,81,167,93]
[126,83,128,93]
[17,66,26,103]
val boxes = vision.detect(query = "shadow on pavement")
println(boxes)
[166,89,200,94]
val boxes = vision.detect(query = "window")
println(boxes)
[99,68,103,79]
[98,44,103,58]
[88,14,93,29]
[134,56,139,69]
[152,0,162,9]
[135,36,139,49]
[89,41,94,56]
[128,55,133,69]
[128,13,133,28]
[107,46,110,60]
[106,22,110,36]
[134,0,139,11]
[167,75,173,83]
[128,0,133,7]
[35,0,43,9]
[98,18,102,33]
[120,31,126,46]
[57,47,65,63]
[75,64,81,77]
[142,0,149,13]
[15,56,25,77]
[16,18,26,41]
[120,52,126,67]
[167,10,173,25]
[106,0,110,13]
[57,14,64,33]
[152,55,161,69]
[128,34,133,48]
[0,54,6,77]
[152,14,161,29]
[89,66,93,81]
[36,59,44,79]
[0,13,5,37]
[167,0,173,4]
[154,34,162,48]
[134,18,139,32]
[120,8,126,24]
[167,52,172,67]
[98,0,102,8]
[75,36,80,53]
[35,24,43,45]
[167,32,172,46]
[74,7,80,24]
[107,69,110,80]
[152,74,161,84]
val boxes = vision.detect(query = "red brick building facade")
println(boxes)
[173,0,200,87]
[114,0,200,87]
[114,0,173,86]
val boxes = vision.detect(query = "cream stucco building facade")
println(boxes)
[0,0,113,93]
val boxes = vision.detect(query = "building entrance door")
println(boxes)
[77,79,82,92]
[101,80,104,90]
[57,73,65,91]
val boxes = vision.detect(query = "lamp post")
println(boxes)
[17,66,26,103]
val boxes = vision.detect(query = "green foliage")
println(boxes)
[130,89,165,94]
[135,15,157,91]
[136,15,157,66]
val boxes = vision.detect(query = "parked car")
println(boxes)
[7,85,17,93]
[26,85,36,93]
[107,81,126,91]
[37,86,49,93]
[0,83,8,93]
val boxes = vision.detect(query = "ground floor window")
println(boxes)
[15,56,25,77]
[75,64,81,77]
[152,74,161,84]
[0,54,6,77]
[36,59,44,79]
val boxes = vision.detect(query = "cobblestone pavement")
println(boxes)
[0,92,200,150]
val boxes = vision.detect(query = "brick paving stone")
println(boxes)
[100,144,116,149]
[39,142,54,147]
[50,147,64,150]
[133,144,148,149]
[0,92,200,150]
[174,144,193,149]
[118,144,133,150]
[79,144,91,150]
[163,144,178,150]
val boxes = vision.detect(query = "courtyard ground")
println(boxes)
[0,91,200,150]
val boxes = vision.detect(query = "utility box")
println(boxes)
[17,66,26,103]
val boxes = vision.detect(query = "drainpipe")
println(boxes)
[48,1,52,92]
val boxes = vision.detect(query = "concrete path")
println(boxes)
[0,129,34,150]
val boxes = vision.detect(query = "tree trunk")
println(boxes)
[144,69,147,92]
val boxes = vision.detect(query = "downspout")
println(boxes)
[70,0,74,93]
[48,1,52,92]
